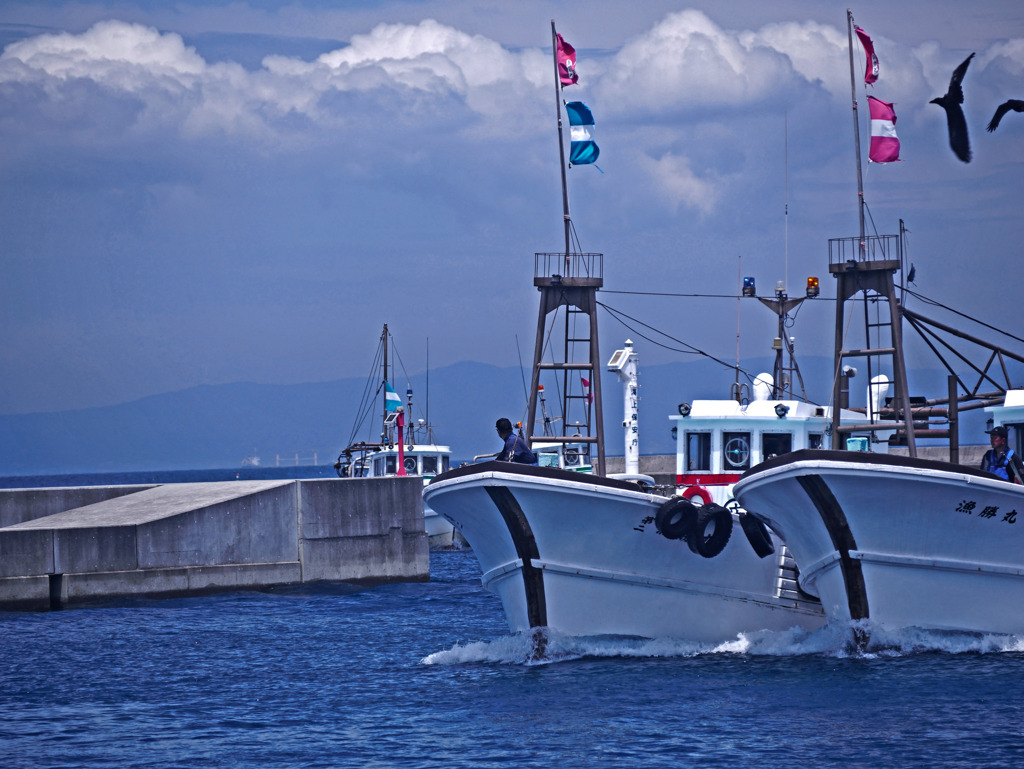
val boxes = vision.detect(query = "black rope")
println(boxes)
[597,301,778,396]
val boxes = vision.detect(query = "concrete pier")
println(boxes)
[0,477,427,611]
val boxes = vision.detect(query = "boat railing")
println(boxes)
[828,233,900,268]
[534,252,603,285]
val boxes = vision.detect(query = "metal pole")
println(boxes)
[550,20,571,257]
[889,294,917,456]
[847,10,866,256]
[382,324,389,444]
[948,375,960,464]
[525,296,548,446]
[589,300,606,476]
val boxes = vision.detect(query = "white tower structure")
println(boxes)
[608,340,639,475]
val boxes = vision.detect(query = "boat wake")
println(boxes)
[422,621,1024,666]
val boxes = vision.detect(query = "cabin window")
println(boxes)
[685,432,712,472]
[385,455,397,474]
[809,433,823,449]
[722,432,752,471]
[441,455,450,473]
[422,455,438,475]
[762,433,792,460]
[374,457,385,476]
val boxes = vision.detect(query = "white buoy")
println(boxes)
[869,374,892,421]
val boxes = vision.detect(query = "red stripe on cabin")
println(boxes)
[676,473,742,486]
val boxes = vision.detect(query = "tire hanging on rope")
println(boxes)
[739,512,775,558]
[687,503,733,558]
[655,497,699,541]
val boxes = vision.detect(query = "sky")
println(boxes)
[2,0,1024,417]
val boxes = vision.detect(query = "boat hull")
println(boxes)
[424,504,462,548]
[734,449,1024,636]
[424,462,824,642]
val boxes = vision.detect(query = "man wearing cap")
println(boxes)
[980,425,1024,483]
[495,417,538,465]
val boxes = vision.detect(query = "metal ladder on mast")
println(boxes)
[828,233,917,454]
[526,251,606,475]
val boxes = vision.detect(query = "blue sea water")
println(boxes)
[3,546,1024,769]
[3,469,1024,767]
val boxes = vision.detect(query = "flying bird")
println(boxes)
[929,52,975,163]
[987,99,1024,132]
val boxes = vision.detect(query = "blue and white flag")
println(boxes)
[565,101,599,165]
[384,381,402,412]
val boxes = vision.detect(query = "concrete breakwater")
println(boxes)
[0,476,427,611]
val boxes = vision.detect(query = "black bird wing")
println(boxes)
[947,53,975,104]
[931,52,975,163]
[987,99,1024,132]
[946,102,971,162]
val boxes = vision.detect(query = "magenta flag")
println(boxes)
[868,96,900,162]
[855,26,879,84]
[557,33,578,86]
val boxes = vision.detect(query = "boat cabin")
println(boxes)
[337,443,451,479]
[670,374,887,506]
[985,390,1024,455]
[531,441,594,473]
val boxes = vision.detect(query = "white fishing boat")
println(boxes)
[334,324,459,548]
[734,440,1024,639]
[731,9,1024,644]
[734,311,1024,640]
[426,458,826,642]
[424,22,894,644]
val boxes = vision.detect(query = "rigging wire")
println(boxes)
[515,334,530,405]
[597,300,792,398]
[347,338,386,447]
[827,294,861,416]
[902,286,1024,347]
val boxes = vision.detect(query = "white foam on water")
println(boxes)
[422,621,1024,666]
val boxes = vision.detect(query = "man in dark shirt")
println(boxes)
[980,425,1024,483]
[495,418,537,464]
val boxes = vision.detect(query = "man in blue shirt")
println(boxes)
[980,425,1024,483]
[495,418,537,464]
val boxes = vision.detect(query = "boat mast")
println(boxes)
[551,20,572,256]
[381,323,389,445]
[829,12,916,455]
[525,22,605,474]
[846,9,867,258]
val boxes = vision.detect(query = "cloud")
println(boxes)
[636,151,720,214]
[0,18,550,147]
[599,10,800,115]
[2,20,205,84]
[739,20,848,99]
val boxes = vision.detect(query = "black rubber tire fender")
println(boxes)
[739,512,776,558]
[687,503,733,558]
[655,497,699,540]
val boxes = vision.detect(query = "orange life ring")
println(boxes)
[681,486,712,506]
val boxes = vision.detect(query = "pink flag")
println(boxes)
[868,96,900,163]
[581,376,593,404]
[557,33,578,86]
[855,26,879,84]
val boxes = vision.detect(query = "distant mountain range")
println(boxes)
[0,356,989,477]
